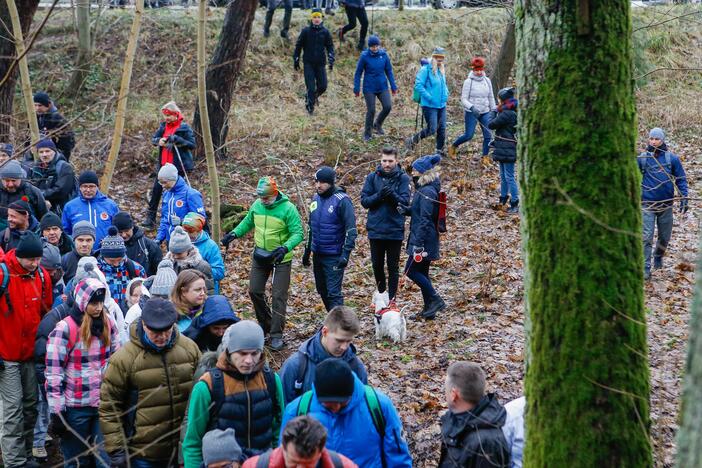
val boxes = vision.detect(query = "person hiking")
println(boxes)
[294,9,335,116]
[0,160,48,230]
[113,211,163,276]
[28,138,76,214]
[96,226,147,313]
[488,87,519,213]
[184,294,239,352]
[40,212,73,255]
[353,35,398,141]
[170,268,209,333]
[165,226,215,294]
[338,0,368,52]
[61,170,120,245]
[61,220,96,283]
[182,212,225,293]
[263,0,293,40]
[154,164,206,244]
[33,92,76,161]
[0,199,39,252]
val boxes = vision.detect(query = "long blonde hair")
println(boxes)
[79,308,111,349]
[431,58,445,76]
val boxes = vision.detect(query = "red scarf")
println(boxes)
[160,110,183,166]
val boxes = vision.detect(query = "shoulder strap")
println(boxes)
[125,259,137,279]
[0,262,10,314]
[364,385,386,437]
[138,237,149,262]
[3,228,10,246]
[263,367,281,419]
[293,353,309,397]
[64,314,81,362]
[297,390,314,416]
[328,451,344,468]
[256,451,272,468]
[207,368,226,430]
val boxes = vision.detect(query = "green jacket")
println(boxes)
[231,192,304,263]
[99,321,201,462]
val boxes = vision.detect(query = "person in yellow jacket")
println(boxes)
[221,177,304,351]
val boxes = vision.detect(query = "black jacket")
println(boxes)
[487,102,517,163]
[61,248,88,284]
[360,166,411,241]
[29,154,76,210]
[34,293,74,388]
[37,109,75,158]
[438,393,511,468]
[151,121,196,173]
[294,24,335,66]
[0,216,39,252]
[0,182,48,225]
[54,232,74,256]
[124,227,163,276]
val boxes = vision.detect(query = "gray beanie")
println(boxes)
[149,259,178,297]
[169,226,193,254]
[158,163,179,182]
[73,220,96,240]
[649,127,665,141]
[41,241,62,270]
[73,256,100,284]
[225,320,264,353]
[0,160,25,179]
[202,429,242,465]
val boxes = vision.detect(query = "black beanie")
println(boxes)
[112,211,134,232]
[16,232,44,259]
[315,166,336,185]
[314,358,355,402]
[78,171,99,186]
[40,212,62,232]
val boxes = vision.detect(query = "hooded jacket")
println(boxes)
[99,320,201,462]
[183,295,239,352]
[156,177,206,243]
[407,176,441,261]
[29,153,76,209]
[61,190,120,245]
[460,72,497,115]
[438,393,511,467]
[165,248,215,295]
[361,166,411,241]
[281,375,412,468]
[192,231,225,291]
[232,192,304,264]
[151,121,196,173]
[354,48,398,95]
[488,98,518,163]
[124,227,163,276]
[414,64,449,109]
[278,330,368,404]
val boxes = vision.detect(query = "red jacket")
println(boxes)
[243,447,357,468]
[0,250,53,361]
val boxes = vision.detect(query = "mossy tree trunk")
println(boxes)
[68,0,91,95]
[516,1,651,466]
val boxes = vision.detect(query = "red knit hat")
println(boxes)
[470,56,485,70]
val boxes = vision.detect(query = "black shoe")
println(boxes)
[305,102,314,115]
[263,29,270,37]
[270,337,285,351]
[325,7,334,15]
[143,211,157,229]
[653,256,663,269]
[280,31,289,40]
[373,124,385,136]
[498,196,508,206]
[644,269,652,280]
[423,296,446,319]
[507,200,519,213]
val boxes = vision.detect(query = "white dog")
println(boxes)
[372,291,407,343]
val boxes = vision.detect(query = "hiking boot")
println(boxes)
[143,210,157,229]
[263,28,270,38]
[357,42,365,52]
[337,28,345,42]
[305,102,314,115]
[499,196,508,206]
[424,296,446,319]
[270,337,285,351]
[507,200,519,214]
[644,268,651,281]
[447,145,457,158]
[653,256,663,270]
[280,30,289,40]
[373,124,385,136]
[363,133,372,142]
[32,447,48,462]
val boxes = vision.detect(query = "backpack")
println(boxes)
[436,190,447,234]
[292,353,309,398]
[638,151,672,176]
[63,314,112,362]
[55,159,79,201]
[297,385,387,467]
[0,262,46,316]
[255,448,344,468]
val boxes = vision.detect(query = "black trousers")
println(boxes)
[342,6,368,48]
[369,239,402,300]
[303,63,328,108]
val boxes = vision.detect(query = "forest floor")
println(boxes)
[24,3,702,466]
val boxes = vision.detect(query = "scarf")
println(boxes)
[160,111,184,166]
[647,141,668,156]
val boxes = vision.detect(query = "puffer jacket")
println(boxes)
[156,177,206,243]
[165,248,215,295]
[488,98,518,163]
[406,176,441,261]
[61,190,120,245]
[414,64,449,109]
[460,72,497,114]
[99,320,201,462]
[354,48,397,95]
[192,231,224,292]
[360,166,411,241]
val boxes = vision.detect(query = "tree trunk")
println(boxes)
[516,1,651,466]
[0,0,39,146]
[197,0,221,243]
[491,20,515,95]
[100,0,144,193]
[68,0,92,95]
[192,0,258,159]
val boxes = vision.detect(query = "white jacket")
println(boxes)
[460,72,496,114]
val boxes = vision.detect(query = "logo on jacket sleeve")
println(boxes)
[310,201,318,212]
[100,212,109,221]
[176,200,184,208]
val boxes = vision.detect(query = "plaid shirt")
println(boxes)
[45,315,120,413]
[97,257,146,310]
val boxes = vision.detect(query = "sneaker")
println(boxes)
[653,256,663,270]
[363,133,372,142]
[270,337,285,351]
[32,447,48,461]
[447,145,457,158]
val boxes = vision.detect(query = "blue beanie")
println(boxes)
[649,127,665,141]
[315,166,335,184]
[412,154,442,174]
[36,138,57,152]
[368,35,381,47]
[0,143,13,156]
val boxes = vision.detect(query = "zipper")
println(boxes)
[161,353,176,445]
[263,213,268,250]
[244,376,252,448]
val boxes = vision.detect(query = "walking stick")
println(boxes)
[171,142,192,187]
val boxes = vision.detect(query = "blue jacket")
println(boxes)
[354,48,398,95]
[282,375,412,468]
[407,178,440,260]
[361,166,411,241]
[637,146,688,206]
[278,330,367,404]
[61,190,120,245]
[157,177,206,242]
[414,64,449,109]
[151,121,196,173]
[308,188,357,259]
[192,231,225,293]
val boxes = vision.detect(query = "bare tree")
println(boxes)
[68,0,92,94]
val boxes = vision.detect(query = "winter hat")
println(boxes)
[112,211,134,232]
[74,278,107,313]
[224,320,264,353]
[8,199,31,215]
[432,47,446,58]
[203,295,239,325]
[141,297,178,331]
[161,101,182,116]
[649,127,665,141]
[470,56,485,70]
[202,429,242,466]
[314,358,355,402]
[368,35,381,47]
[73,257,100,284]
[310,7,324,18]
[40,212,62,232]
[35,138,57,153]
[73,220,96,240]
[497,87,515,101]
[100,226,126,259]
[412,154,442,174]
[169,226,193,254]
[0,143,13,157]
[158,163,179,182]
[41,240,62,270]
[149,259,178,297]
[256,176,279,198]
[78,170,99,186]
[33,92,51,107]
[16,232,44,259]
[315,166,335,185]
[0,160,25,179]
[182,212,206,233]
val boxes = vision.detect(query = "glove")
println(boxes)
[170,214,181,226]
[294,59,300,71]
[221,232,237,247]
[272,246,289,264]
[109,450,128,468]
[380,184,393,199]
[328,63,334,72]
[336,256,348,269]
[680,198,689,214]
[302,248,311,267]
[470,106,481,119]
[50,413,67,436]
[354,91,360,97]
[0,357,4,371]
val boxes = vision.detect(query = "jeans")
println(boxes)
[642,206,674,270]
[0,361,37,467]
[412,106,447,151]
[264,0,293,36]
[453,110,492,155]
[61,407,109,468]
[499,162,519,202]
[33,384,49,448]
[369,239,402,300]
[313,254,345,311]
[342,6,368,48]
[405,257,436,307]
[363,89,392,137]
[303,63,328,109]
[249,257,292,339]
